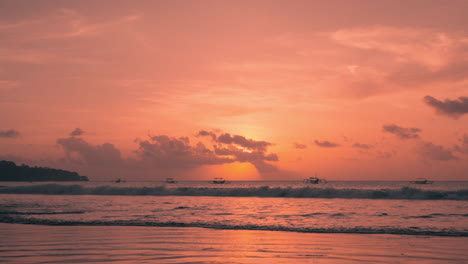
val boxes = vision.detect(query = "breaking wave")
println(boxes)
[0,214,466,237]
[0,184,467,200]
[404,213,468,219]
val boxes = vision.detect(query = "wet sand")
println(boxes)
[0,223,466,264]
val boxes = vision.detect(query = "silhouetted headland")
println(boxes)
[0,160,89,181]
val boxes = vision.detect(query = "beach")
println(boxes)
[1,223,467,264]
[2,0,468,262]
[1,181,467,263]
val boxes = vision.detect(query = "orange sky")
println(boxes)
[1,0,468,181]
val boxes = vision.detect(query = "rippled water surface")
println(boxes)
[1,181,467,236]
[2,223,468,264]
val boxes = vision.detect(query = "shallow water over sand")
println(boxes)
[1,224,467,264]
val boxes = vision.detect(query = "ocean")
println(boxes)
[1,181,467,263]
[1,181,467,236]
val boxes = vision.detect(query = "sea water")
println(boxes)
[1,181,467,237]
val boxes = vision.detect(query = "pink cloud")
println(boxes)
[331,26,468,70]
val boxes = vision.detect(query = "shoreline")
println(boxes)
[1,216,466,237]
[1,223,467,264]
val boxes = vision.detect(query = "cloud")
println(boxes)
[0,129,20,138]
[216,133,272,152]
[383,124,421,140]
[423,96,468,119]
[376,151,393,159]
[327,26,468,98]
[0,8,142,66]
[198,130,279,173]
[331,26,468,71]
[70,128,85,136]
[197,130,217,141]
[454,134,468,154]
[416,141,458,161]
[56,131,279,175]
[293,142,307,149]
[55,135,233,179]
[352,143,374,149]
[198,130,275,152]
[314,140,340,148]
[1,8,141,41]
[135,135,232,170]
[214,146,278,173]
[56,137,122,167]
[386,60,468,87]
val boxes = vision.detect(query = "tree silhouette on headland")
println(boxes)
[0,160,89,181]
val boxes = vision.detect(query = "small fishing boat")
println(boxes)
[303,176,327,184]
[115,178,121,183]
[411,178,434,184]
[166,178,177,184]
[212,177,226,184]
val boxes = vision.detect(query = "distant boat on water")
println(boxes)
[166,178,177,184]
[303,176,327,184]
[115,178,126,183]
[212,178,227,184]
[411,178,434,184]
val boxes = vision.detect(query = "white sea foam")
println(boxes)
[0,184,467,200]
[1,183,467,238]
[0,214,466,237]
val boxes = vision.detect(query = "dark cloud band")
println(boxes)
[0,129,20,139]
[424,96,468,119]
[383,124,421,140]
[314,140,340,148]
[70,128,85,136]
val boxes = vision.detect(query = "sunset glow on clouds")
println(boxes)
[1,0,467,180]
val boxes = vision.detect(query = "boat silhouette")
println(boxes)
[212,178,227,184]
[303,176,327,184]
[410,178,433,184]
[166,178,177,184]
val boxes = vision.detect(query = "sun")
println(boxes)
[221,162,260,180]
